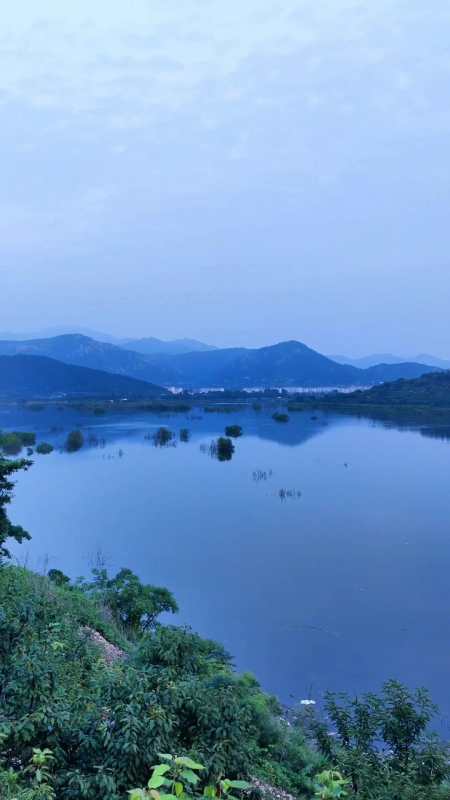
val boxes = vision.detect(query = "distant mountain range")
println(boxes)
[0,328,215,355]
[122,337,216,356]
[0,355,164,399]
[331,352,450,370]
[0,334,439,391]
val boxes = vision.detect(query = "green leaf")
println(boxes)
[159,794,179,800]
[158,754,174,763]
[148,775,169,789]
[175,782,184,797]
[175,757,205,771]
[181,769,200,785]
[152,765,172,776]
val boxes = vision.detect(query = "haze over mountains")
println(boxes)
[0,328,216,355]
[0,334,440,395]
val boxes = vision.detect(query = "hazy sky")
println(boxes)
[2,1,450,354]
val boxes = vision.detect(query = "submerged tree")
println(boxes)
[216,437,234,461]
[0,457,32,563]
[65,430,84,452]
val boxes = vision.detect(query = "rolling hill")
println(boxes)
[0,334,154,380]
[139,341,437,389]
[0,335,438,389]
[327,369,450,407]
[0,355,164,399]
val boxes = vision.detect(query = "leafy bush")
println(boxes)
[129,754,250,800]
[36,442,54,455]
[225,426,243,438]
[0,431,36,455]
[81,566,178,634]
[216,437,234,461]
[65,430,84,452]
[308,681,450,799]
[272,412,289,423]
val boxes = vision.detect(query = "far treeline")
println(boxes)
[1,456,450,799]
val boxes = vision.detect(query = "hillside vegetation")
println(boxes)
[1,458,450,799]
[293,370,450,411]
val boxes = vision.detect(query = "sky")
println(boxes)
[1,1,450,355]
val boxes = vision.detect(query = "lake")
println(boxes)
[2,403,450,726]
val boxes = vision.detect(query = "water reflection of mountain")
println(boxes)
[420,426,450,442]
[252,413,345,447]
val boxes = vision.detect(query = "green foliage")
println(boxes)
[65,430,84,452]
[0,747,56,799]
[0,431,37,455]
[313,770,349,798]
[215,438,234,461]
[224,426,243,438]
[82,567,179,634]
[36,442,54,455]
[129,755,250,800]
[0,457,32,562]
[47,568,70,586]
[133,626,232,676]
[309,681,450,799]
[0,564,314,799]
[18,432,37,447]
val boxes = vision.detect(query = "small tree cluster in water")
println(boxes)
[153,427,174,447]
[202,436,235,461]
[65,429,84,452]
[0,430,36,456]
[272,412,289,423]
[225,425,243,438]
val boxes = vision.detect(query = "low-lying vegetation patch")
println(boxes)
[272,412,289,423]
[36,441,54,455]
[225,425,243,438]
[65,429,84,452]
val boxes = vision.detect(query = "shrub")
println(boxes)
[179,428,190,442]
[225,425,243,438]
[0,433,23,455]
[272,412,289,423]
[36,442,54,455]
[216,437,234,461]
[65,430,84,452]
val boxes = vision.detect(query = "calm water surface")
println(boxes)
[2,405,450,723]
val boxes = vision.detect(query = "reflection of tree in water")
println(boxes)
[420,426,450,442]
